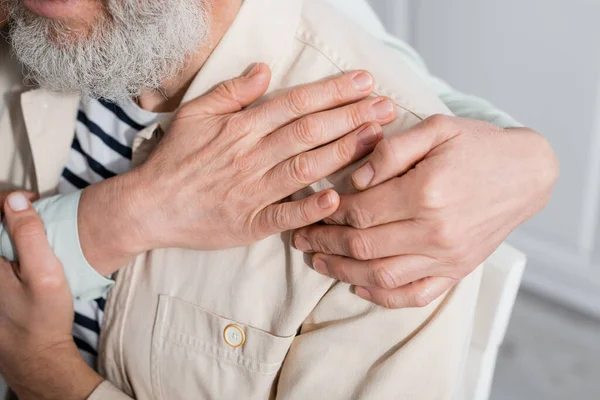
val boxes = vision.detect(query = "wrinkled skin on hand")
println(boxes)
[295,115,559,309]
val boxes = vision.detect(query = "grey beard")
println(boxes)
[7,0,209,102]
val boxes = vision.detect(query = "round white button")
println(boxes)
[224,325,245,348]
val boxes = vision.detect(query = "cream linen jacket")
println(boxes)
[0,1,487,399]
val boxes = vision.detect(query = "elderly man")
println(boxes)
[0,0,558,399]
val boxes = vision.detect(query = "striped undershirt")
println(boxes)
[59,98,166,369]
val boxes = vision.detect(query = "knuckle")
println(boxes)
[428,222,457,251]
[269,205,289,232]
[418,174,446,210]
[382,295,402,310]
[371,264,399,290]
[424,114,451,129]
[330,77,348,101]
[294,117,322,146]
[216,80,240,102]
[349,104,367,127]
[232,153,256,174]
[332,264,350,284]
[223,114,250,135]
[332,140,355,165]
[347,232,374,261]
[31,273,64,293]
[372,137,395,166]
[290,154,316,185]
[345,203,372,229]
[449,243,470,263]
[287,87,313,116]
[297,199,313,224]
[311,229,333,254]
[411,290,434,308]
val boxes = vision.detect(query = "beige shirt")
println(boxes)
[0,0,521,301]
[0,0,520,398]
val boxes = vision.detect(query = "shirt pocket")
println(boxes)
[150,294,295,400]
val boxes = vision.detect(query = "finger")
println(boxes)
[260,96,395,163]
[264,123,385,200]
[354,276,456,309]
[295,221,425,260]
[311,253,441,290]
[247,70,376,135]
[323,174,419,229]
[0,190,38,217]
[254,190,340,236]
[351,114,460,190]
[3,193,64,284]
[179,63,272,116]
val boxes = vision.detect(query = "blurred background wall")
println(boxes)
[368,0,600,318]
[366,1,600,399]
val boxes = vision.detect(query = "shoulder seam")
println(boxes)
[294,29,423,122]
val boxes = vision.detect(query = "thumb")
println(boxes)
[182,62,271,116]
[3,192,65,285]
[351,114,460,190]
[0,190,39,216]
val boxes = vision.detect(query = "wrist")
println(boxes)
[506,127,559,185]
[78,170,151,276]
[505,127,559,212]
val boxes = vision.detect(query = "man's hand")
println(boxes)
[78,63,396,276]
[0,193,103,399]
[294,115,559,309]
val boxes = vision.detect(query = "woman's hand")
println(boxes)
[0,193,103,400]
[295,115,559,308]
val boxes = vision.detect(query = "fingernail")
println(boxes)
[246,64,260,78]
[355,287,372,301]
[313,258,329,276]
[294,235,313,252]
[7,193,29,212]
[353,162,375,189]
[352,72,374,92]
[318,192,333,209]
[356,125,380,147]
[372,99,394,121]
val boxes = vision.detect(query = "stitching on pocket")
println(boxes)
[162,336,283,376]
[162,328,288,368]
[151,296,169,400]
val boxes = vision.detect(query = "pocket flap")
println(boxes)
[154,294,295,375]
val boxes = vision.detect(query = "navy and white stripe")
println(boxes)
[59,98,166,369]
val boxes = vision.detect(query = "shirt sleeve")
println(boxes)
[324,0,522,128]
[275,268,483,399]
[87,381,135,400]
[0,191,114,300]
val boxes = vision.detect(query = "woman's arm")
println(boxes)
[0,193,105,400]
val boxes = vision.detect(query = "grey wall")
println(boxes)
[370,0,600,316]
[367,0,411,41]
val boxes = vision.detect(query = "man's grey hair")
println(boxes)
[7,0,210,102]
